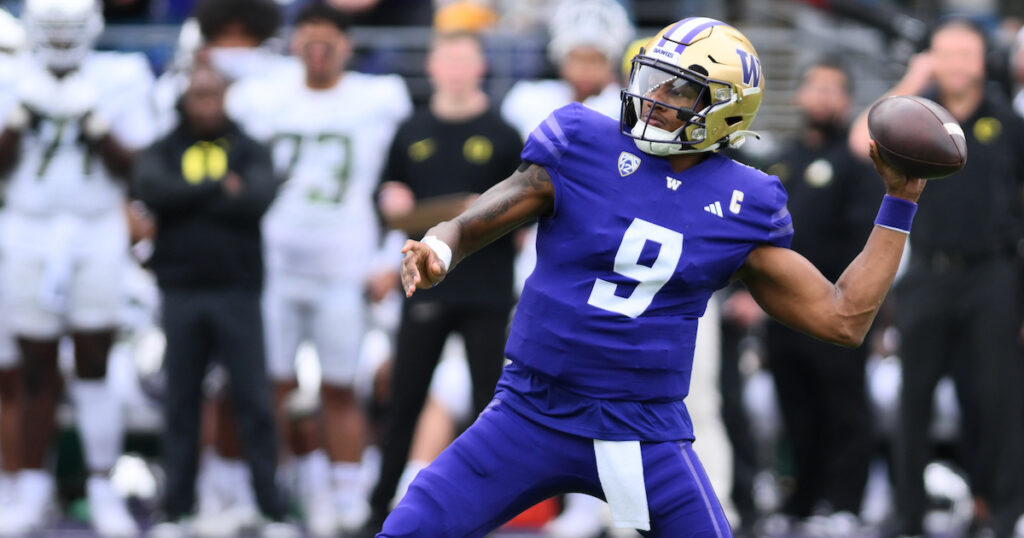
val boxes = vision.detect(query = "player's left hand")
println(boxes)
[400,239,447,297]
[869,141,926,203]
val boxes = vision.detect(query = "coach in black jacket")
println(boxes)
[133,65,286,529]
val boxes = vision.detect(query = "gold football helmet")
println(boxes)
[621,17,764,155]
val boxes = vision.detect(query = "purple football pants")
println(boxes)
[378,399,732,537]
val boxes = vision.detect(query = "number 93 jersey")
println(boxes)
[500,103,793,441]
[228,70,412,279]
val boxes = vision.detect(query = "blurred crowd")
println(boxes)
[0,0,1024,537]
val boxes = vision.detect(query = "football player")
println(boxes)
[227,4,411,535]
[383,17,925,536]
[0,0,155,536]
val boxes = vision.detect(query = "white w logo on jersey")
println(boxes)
[665,176,681,191]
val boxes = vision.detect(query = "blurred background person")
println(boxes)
[228,3,411,535]
[850,18,1024,538]
[150,1,290,532]
[0,0,155,535]
[500,0,633,139]
[369,29,521,531]
[752,55,880,535]
[152,0,288,135]
[132,64,291,538]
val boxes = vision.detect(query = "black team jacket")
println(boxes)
[132,120,279,291]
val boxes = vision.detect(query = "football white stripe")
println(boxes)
[943,122,965,138]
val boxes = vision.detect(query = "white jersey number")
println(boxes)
[274,132,353,204]
[587,218,683,318]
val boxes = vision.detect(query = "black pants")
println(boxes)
[160,289,285,520]
[767,322,873,517]
[894,256,1024,536]
[370,300,510,516]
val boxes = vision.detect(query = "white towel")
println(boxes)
[593,439,650,531]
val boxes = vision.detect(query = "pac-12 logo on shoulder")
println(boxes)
[618,151,641,177]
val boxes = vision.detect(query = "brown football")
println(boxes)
[867,95,967,179]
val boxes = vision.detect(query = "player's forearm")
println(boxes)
[422,163,553,269]
[94,136,135,179]
[384,193,474,237]
[829,226,909,346]
[423,190,537,269]
[207,172,278,221]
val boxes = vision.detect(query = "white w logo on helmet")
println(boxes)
[737,49,762,87]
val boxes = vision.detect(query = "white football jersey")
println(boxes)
[3,52,155,216]
[229,70,412,279]
[500,79,621,140]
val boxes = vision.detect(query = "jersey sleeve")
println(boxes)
[520,103,582,173]
[377,75,412,124]
[97,54,157,150]
[225,77,277,142]
[764,179,794,248]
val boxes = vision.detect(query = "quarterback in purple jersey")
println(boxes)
[382,17,925,537]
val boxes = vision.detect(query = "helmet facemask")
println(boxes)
[24,1,103,73]
[621,53,738,155]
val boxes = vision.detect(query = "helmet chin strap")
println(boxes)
[631,122,716,156]
[631,122,762,156]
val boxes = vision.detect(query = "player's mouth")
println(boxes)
[646,113,667,129]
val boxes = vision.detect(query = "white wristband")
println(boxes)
[420,235,452,272]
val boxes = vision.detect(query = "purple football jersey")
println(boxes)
[497,103,793,441]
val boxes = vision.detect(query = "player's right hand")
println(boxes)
[869,141,925,203]
[400,240,447,297]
